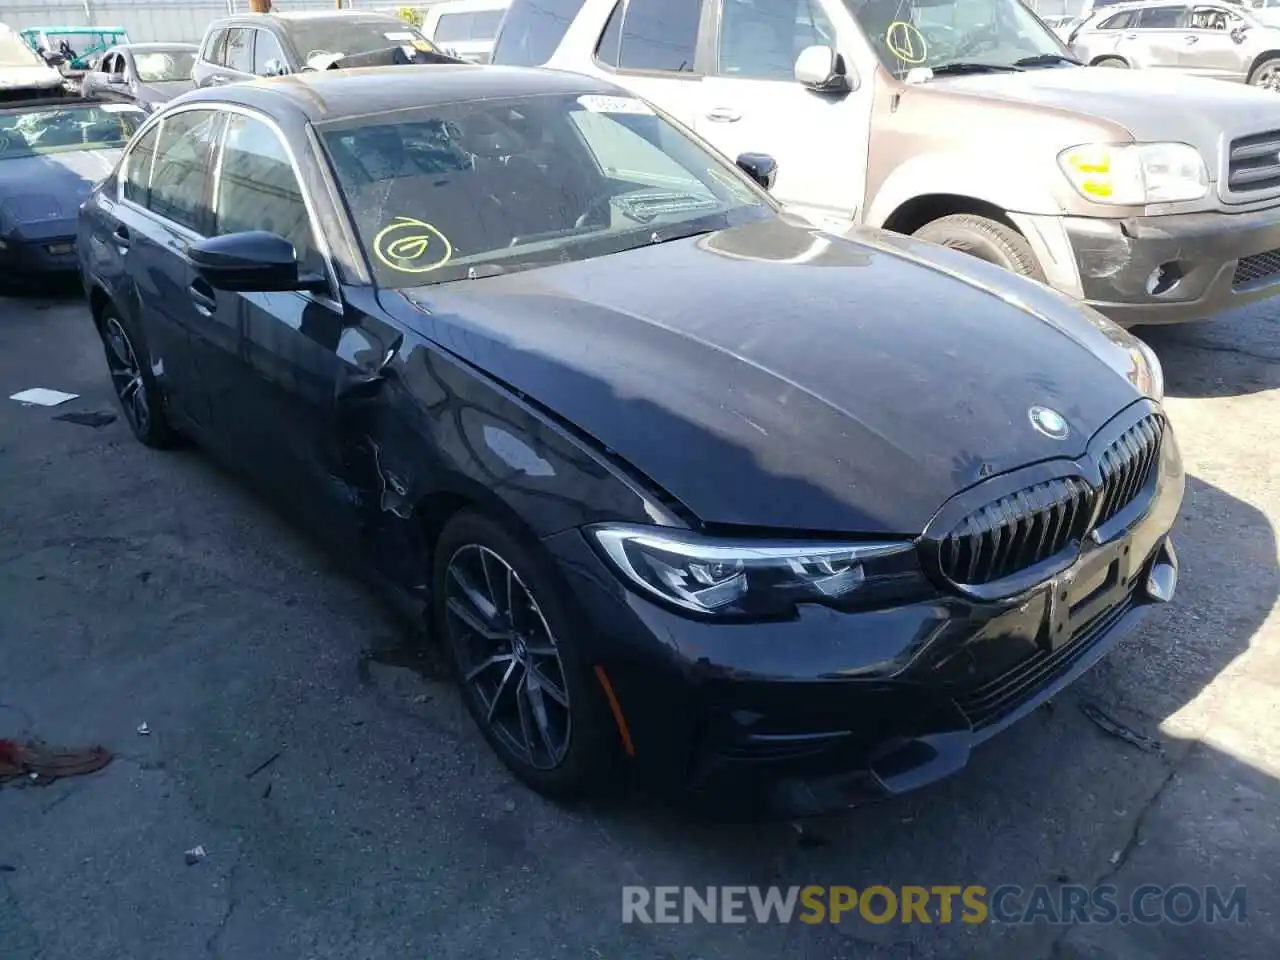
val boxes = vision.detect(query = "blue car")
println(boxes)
[0,97,144,280]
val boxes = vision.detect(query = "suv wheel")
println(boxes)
[913,214,1046,281]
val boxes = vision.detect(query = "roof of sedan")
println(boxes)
[181,65,623,123]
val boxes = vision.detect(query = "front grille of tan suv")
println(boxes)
[1227,130,1280,195]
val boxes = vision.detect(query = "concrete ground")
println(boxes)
[0,285,1276,960]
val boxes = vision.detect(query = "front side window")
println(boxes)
[1189,5,1237,27]
[718,0,836,80]
[597,0,702,72]
[214,114,314,262]
[435,13,474,43]
[148,109,220,232]
[202,27,227,64]
[225,28,255,73]
[1138,5,1190,26]
[134,48,197,82]
[491,0,588,66]
[0,104,144,161]
[320,92,770,289]
[1098,11,1137,28]
[847,0,1072,76]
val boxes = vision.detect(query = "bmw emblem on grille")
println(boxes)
[1028,406,1070,440]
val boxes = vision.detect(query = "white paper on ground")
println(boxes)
[10,388,79,406]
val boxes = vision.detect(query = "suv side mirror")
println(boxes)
[795,44,852,92]
[736,152,778,191]
[262,58,288,77]
[189,231,326,293]
[1231,24,1249,42]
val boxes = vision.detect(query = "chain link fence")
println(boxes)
[1,0,440,44]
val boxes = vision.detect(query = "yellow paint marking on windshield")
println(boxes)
[372,216,453,273]
[886,22,927,64]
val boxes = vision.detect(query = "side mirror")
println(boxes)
[795,44,851,92]
[263,59,288,77]
[1231,25,1249,41]
[736,152,778,191]
[189,231,326,293]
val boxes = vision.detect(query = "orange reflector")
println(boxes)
[594,664,636,757]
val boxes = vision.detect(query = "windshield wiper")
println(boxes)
[928,61,1025,76]
[1013,53,1082,67]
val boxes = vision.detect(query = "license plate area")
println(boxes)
[1044,545,1127,651]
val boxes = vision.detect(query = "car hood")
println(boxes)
[0,64,64,91]
[135,79,194,103]
[396,217,1148,535]
[0,148,120,230]
[932,65,1280,158]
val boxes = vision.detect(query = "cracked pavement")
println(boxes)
[0,287,1276,959]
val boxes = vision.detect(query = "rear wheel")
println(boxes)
[97,302,176,448]
[1093,57,1129,68]
[1249,57,1280,91]
[433,510,618,799]
[913,213,1045,281]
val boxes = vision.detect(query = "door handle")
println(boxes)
[705,107,742,123]
[1124,33,1138,39]
[1185,35,1199,43]
[112,224,130,250]
[188,279,217,317]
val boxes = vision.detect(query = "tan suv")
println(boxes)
[493,0,1280,325]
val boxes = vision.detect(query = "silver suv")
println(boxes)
[1069,0,1280,87]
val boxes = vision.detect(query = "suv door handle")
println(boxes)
[705,107,742,123]
[112,224,130,250]
[188,279,217,316]
[1124,33,1138,39]
[1185,34,1199,43]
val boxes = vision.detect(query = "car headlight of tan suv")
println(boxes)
[1058,142,1208,204]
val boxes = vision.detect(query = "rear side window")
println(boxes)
[435,9,508,42]
[490,0,587,66]
[595,0,700,73]
[1137,5,1190,26]
[224,27,254,73]
[121,124,160,207]
[148,109,220,233]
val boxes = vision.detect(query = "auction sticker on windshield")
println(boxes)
[384,32,415,40]
[577,95,653,116]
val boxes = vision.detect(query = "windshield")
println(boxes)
[287,17,435,63]
[0,104,143,160]
[320,92,772,289]
[845,0,1070,75]
[133,49,196,82]
[1,32,44,68]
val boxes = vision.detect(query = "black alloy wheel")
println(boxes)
[433,511,617,798]
[99,305,175,447]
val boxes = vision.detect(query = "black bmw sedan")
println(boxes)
[78,66,1182,818]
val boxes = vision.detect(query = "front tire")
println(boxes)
[913,213,1046,281]
[97,302,176,448]
[433,510,617,800]
[1093,57,1129,68]
[1249,56,1280,91]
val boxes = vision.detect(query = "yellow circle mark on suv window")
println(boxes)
[373,216,454,273]
[886,22,927,64]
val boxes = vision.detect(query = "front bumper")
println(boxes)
[542,415,1184,819]
[1062,205,1280,326]
[0,231,79,276]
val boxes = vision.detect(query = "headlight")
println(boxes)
[588,524,927,618]
[1058,142,1208,204]
[1128,336,1165,402]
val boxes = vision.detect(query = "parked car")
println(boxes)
[1,96,143,276]
[1,23,65,99]
[20,25,130,73]
[79,65,1180,817]
[81,43,198,113]
[423,0,512,62]
[192,10,446,86]
[1069,0,1280,88]
[493,0,1280,327]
